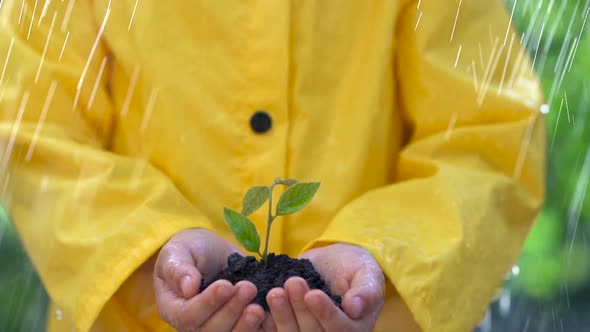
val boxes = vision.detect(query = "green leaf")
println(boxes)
[280,179,298,187]
[223,208,260,252]
[242,186,270,216]
[276,182,320,216]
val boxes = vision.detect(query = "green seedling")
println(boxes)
[223,178,320,264]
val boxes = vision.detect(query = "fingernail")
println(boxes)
[292,280,306,293]
[180,276,192,298]
[271,293,286,307]
[349,296,364,319]
[237,285,251,302]
[217,284,232,299]
[245,310,262,327]
[306,293,321,307]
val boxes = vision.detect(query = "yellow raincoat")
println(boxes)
[0,0,545,331]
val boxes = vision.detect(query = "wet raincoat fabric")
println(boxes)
[0,0,546,331]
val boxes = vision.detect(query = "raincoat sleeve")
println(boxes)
[303,1,546,331]
[0,2,211,331]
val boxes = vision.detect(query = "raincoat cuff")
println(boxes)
[74,216,208,332]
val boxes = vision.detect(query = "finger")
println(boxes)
[154,273,179,323]
[305,289,352,331]
[343,266,385,319]
[199,281,258,331]
[156,279,234,330]
[232,303,267,332]
[155,241,201,298]
[184,230,238,273]
[267,288,300,332]
[262,314,277,332]
[285,278,323,331]
[185,280,235,326]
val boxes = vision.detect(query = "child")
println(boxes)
[0,0,545,331]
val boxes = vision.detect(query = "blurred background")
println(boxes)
[474,0,590,331]
[1,0,590,331]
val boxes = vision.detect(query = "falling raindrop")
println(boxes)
[87,56,109,110]
[0,37,14,87]
[414,11,422,31]
[128,0,140,31]
[74,5,111,109]
[564,91,572,123]
[27,0,39,40]
[550,98,565,150]
[498,291,511,317]
[523,316,531,332]
[568,6,590,70]
[503,0,517,45]
[25,80,57,162]
[55,309,62,321]
[454,44,462,67]
[470,61,480,92]
[140,88,159,132]
[35,11,57,83]
[61,0,75,32]
[530,22,546,71]
[479,43,485,69]
[39,0,50,25]
[444,112,458,140]
[497,33,516,94]
[18,0,25,26]
[120,65,141,117]
[478,309,492,332]
[58,31,69,62]
[450,0,463,42]
[1,92,30,172]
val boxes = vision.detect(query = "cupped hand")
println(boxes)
[263,243,385,332]
[153,228,267,331]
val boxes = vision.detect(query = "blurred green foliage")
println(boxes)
[0,207,49,331]
[506,0,590,301]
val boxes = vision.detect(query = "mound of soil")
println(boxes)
[200,252,342,312]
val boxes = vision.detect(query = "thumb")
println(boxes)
[343,265,385,319]
[155,241,202,299]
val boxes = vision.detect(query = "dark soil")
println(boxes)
[200,253,342,312]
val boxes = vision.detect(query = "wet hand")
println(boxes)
[153,228,267,331]
[263,243,385,332]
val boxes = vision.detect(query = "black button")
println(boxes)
[250,111,272,133]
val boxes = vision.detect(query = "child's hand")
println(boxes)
[153,228,266,331]
[263,243,385,332]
